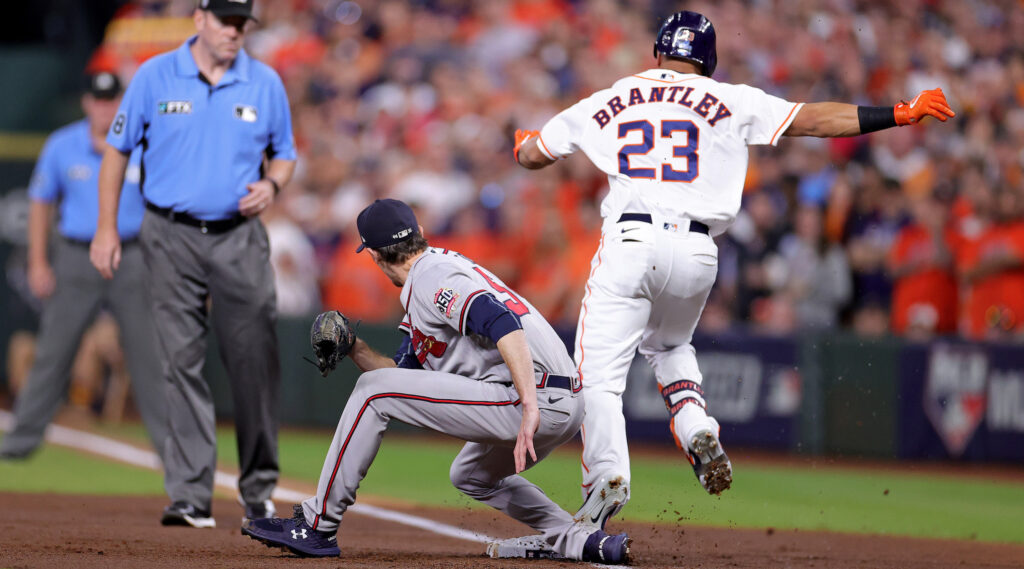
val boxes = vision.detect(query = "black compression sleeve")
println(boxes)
[857,106,898,134]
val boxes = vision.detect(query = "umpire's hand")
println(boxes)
[90,226,122,280]
[239,178,276,217]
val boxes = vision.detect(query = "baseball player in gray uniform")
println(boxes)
[242,199,630,564]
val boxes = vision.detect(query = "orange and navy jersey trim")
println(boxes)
[769,102,803,146]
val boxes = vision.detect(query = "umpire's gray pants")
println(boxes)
[140,212,280,511]
[0,239,167,459]
[301,369,594,560]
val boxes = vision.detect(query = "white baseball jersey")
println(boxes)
[398,248,577,382]
[538,68,803,235]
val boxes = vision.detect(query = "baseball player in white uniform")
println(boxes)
[514,10,955,530]
[242,198,631,564]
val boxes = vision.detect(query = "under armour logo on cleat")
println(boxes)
[292,528,308,539]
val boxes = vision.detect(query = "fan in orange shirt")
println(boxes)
[887,189,961,338]
[321,225,404,324]
[956,187,1024,340]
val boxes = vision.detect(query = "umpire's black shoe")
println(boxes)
[240,497,276,522]
[581,530,631,565]
[161,501,216,529]
[242,508,340,558]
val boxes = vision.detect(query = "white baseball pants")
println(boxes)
[574,213,719,494]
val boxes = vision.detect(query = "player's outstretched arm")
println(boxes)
[786,88,955,138]
[349,337,398,372]
[514,129,556,170]
[496,330,540,473]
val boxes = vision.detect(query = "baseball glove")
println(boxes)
[308,310,356,377]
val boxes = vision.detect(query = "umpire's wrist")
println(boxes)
[265,177,281,195]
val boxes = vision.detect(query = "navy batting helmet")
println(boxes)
[653,11,717,77]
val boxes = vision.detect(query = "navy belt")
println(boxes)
[146,201,248,234]
[537,373,574,391]
[617,212,709,235]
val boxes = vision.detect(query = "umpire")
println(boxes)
[0,72,166,461]
[90,0,296,529]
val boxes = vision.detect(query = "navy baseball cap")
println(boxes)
[87,71,122,100]
[355,199,420,252]
[198,0,258,21]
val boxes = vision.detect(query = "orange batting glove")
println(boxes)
[894,88,955,126]
[514,129,539,164]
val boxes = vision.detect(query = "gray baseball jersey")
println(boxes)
[397,247,578,382]
[300,247,594,559]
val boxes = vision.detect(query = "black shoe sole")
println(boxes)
[240,526,340,558]
[161,512,216,528]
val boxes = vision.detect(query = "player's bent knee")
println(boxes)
[449,464,494,497]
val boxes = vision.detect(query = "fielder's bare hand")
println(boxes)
[514,403,540,473]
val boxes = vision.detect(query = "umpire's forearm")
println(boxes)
[27,201,54,267]
[350,338,397,372]
[97,145,129,231]
[265,158,296,189]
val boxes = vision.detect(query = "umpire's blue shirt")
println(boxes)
[29,119,144,241]
[107,36,296,221]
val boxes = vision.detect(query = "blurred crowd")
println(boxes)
[92,0,1024,342]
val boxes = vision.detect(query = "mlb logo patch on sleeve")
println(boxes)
[235,105,258,122]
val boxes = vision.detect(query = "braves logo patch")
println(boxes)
[434,287,460,318]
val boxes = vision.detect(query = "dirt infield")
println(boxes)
[2,493,1022,568]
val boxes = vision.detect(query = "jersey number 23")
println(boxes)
[617,120,699,182]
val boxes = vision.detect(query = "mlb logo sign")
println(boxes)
[235,105,258,122]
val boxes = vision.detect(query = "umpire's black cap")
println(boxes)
[87,71,122,100]
[355,199,419,253]
[198,0,258,21]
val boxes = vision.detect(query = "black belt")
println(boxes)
[537,373,574,391]
[63,236,138,247]
[145,201,248,234]
[617,212,709,235]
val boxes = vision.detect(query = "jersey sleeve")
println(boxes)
[537,97,593,160]
[107,65,152,153]
[725,84,803,147]
[414,264,490,334]
[266,71,297,161]
[27,135,62,203]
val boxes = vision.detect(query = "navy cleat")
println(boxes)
[688,428,732,495]
[581,529,631,565]
[241,505,340,558]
